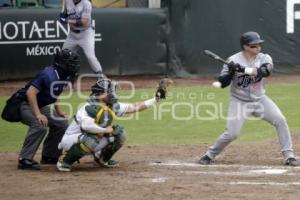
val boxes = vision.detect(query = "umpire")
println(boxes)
[15,49,80,170]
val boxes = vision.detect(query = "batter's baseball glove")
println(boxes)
[155,78,173,100]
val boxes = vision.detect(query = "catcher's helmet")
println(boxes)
[91,79,118,105]
[240,31,264,49]
[54,49,80,80]
[91,79,112,95]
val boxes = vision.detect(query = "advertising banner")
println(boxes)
[0,8,168,80]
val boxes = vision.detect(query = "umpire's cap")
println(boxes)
[240,31,264,49]
[54,49,80,80]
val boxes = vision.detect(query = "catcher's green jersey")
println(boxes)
[85,103,116,128]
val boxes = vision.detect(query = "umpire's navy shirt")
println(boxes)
[17,66,68,108]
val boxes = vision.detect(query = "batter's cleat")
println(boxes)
[18,158,41,170]
[41,156,58,165]
[94,157,119,168]
[198,155,213,165]
[56,160,72,172]
[96,71,107,81]
[285,157,298,166]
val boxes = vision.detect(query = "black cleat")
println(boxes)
[96,71,107,81]
[285,157,298,166]
[18,158,40,170]
[40,156,58,165]
[198,155,213,165]
[94,156,119,168]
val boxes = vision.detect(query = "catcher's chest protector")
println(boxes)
[85,104,116,128]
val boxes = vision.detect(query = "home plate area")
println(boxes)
[148,160,300,186]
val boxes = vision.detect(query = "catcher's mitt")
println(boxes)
[155,78,173,100]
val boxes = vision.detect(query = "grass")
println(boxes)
[0,83,299,152]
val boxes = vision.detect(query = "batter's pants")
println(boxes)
[206,95,294,159]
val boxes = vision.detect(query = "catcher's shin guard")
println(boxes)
[62,143,87,165]
[100,143,121,163]
[100,127,126,162]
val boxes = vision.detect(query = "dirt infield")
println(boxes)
[1,75,300,200]
[1,134,300,200]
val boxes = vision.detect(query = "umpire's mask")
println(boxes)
[54,49,80,83]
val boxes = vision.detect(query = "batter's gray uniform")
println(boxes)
[205,52,295,160]
[63,0,103,74]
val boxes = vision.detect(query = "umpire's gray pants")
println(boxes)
[19,102,68,160]
[206,95,295,160]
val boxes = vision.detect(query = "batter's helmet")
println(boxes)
[54,49,80,81]
[240,31,264,49]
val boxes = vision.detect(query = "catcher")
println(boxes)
[56,78,171,171]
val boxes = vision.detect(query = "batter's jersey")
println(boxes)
[65,0,92,31]
[220,52,273,101]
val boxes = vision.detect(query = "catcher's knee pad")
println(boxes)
[78,134,100,154]
[100,131,126,162]
[118,131,126,144]
[112,124,126,145]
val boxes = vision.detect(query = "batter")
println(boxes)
[199,31,298,166]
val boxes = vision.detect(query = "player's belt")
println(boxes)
[70,29,82,33]
[70,26,95,34]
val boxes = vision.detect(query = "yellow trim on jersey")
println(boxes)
[94,104,116,126]
[95,108,104,124]
[107,107,116,124]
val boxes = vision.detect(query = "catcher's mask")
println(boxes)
[54,49,80,83]
[90,79,118,105]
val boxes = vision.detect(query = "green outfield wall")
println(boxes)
[0,8,168,80]
[167,0,300,76]
[0,0,300,80]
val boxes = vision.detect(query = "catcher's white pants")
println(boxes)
[58,120,114,155]
[58,132,113,157]
[58,132,80,151]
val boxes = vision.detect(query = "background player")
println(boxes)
[199,31,298,166]
[60,0,105,79]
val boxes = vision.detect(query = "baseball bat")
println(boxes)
[203,50,229,65]
[203,50,228,89]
